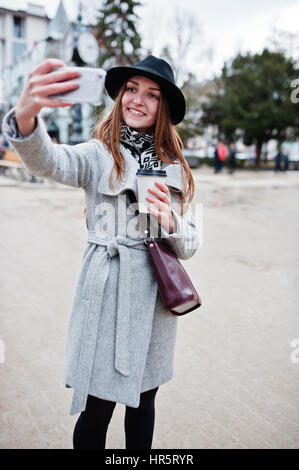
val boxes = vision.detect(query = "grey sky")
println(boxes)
[2,0,299,81]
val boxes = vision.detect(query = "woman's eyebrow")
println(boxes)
[127,80,160,91]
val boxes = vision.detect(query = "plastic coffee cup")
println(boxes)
[136,168,167,213]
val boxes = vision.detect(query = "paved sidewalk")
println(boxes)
[0,168,299,448]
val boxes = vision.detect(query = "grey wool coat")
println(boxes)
[3,108,200,415]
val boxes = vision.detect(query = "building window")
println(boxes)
[12,42,26,60]
[13,16,24,38]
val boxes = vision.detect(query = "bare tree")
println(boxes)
[173,11,197,83]
[267,26,299,65]
[157,6,213,86]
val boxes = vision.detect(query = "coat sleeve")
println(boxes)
[2,107,97,189]
[160,191,200,260]
[157,162,200,260]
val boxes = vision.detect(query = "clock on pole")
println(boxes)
[77,31,99,65]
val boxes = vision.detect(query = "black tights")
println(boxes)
[73,387,159,449]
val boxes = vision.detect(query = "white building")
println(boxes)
[0,2,50,130]
[1,1,100,143]
[0,2,50,68]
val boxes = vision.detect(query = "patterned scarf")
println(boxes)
[120,124,162,170]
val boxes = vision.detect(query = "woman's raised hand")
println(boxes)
[15,58,80,137]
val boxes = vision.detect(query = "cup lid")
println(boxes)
[136,168,167,177]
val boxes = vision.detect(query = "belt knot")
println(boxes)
[106,236,127,258]
[107,239,119,258]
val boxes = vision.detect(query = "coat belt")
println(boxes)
[70,234,147,415]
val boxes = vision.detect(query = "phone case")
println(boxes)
[50,67,107,106]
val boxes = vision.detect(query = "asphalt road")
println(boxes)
[0,167,299,449]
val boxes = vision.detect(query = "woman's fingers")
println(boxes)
[146,196,168,211]
[25,61,80,111]
[37,98,75,108]
[29,58,66,77]
[15,59,78,122]
[146,180,174,232]
[32,68,80,87]
[155,180,169,192]
[147,181,171,206]
[34,80,79,98]
[147,199,174,233]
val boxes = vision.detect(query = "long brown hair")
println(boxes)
[91,82,194,215]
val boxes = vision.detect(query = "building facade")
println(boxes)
[0,1,101,143]
[0,2,50,131]
[0,2,50,68]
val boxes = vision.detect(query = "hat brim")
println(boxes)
[105,66,186,125]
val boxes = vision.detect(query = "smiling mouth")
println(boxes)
[128,108,146,117]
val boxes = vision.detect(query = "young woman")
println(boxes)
[2,55,199,449]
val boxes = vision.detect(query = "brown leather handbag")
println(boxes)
[144,236,201,316]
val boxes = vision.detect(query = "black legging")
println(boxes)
[73,387,159,449]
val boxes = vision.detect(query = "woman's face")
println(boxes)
[121,75,160,133]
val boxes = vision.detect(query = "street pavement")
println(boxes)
[0,167,299,449]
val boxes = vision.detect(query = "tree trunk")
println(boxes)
[255,140,263,167]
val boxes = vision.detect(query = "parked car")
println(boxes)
[183,149,201,168]
[183,147,216,168]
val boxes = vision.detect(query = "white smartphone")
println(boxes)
[50,66,107,106]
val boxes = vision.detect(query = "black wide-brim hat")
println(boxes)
[105,55,186,125]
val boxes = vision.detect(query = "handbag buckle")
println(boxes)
[144,229,155,247]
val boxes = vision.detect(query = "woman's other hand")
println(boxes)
[146,181,175,234]
[15,58,80,137]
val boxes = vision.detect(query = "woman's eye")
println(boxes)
[149,93,159,99]
[127,87,136,93]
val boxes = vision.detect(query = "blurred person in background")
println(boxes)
[228,142,237,174]
[214,139,227,173]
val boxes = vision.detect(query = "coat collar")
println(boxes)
[97,143,183,197]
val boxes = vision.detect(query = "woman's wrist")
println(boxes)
[15,107,37,137]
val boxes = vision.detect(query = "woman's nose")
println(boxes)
[132,92,144,105]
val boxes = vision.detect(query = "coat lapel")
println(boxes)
[97,144,183,197]
[97,145,139,197]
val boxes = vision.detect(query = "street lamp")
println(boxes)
[69,3,99,145]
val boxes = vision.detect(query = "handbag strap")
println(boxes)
[144,213,163,242]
